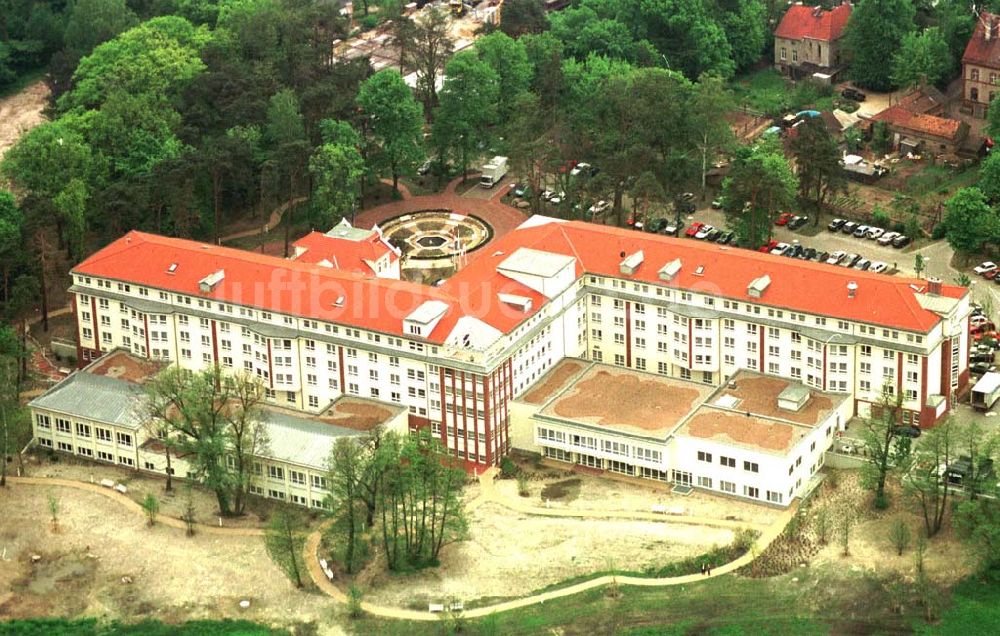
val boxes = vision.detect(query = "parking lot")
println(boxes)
[676,207,914,274]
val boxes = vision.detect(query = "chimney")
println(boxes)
[927,277,942,296]
[847,281,858,299]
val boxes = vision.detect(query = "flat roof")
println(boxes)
[498,247,576,278]
[709,373,839,427]
[538,365,713,438]
[85,349,165,384]
[519,359,587,405]
[318,396,402,432]
[678,409,810,455]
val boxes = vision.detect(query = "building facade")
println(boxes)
[962,13,1000,118]
[774,3,851,80]
[61,216,970,483]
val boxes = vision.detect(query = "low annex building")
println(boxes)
[30,350,407,507]
[32,213,971,508]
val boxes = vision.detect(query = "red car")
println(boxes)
[758,240,778,253]
[775,212,794,226]
[685,221,704,237]
[986,270,999,280]
[974,330,999,343]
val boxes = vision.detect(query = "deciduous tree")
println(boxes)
[891,27,952,89]
[432,51,499,182]
[942,187,998,255]
[356,70,425,193]
[721,138,798,247]
[845,0,916,91]
[499,0,549,37]
[265,509,307,587]
[789,116,846,218]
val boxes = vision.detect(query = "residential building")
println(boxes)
[44,214,970,502]
[962,12,1000,118]
[774,3,852,80]
[869,104,970,155]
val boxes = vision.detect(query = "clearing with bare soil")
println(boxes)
[0,484,339,629]
[358,502,736,609]
[0,81,49,161]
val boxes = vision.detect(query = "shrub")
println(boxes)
[141,493,159,527]
[499,456,518,479]
[890,517,911,556]
[516,473,530,497]
[347,585,364,619]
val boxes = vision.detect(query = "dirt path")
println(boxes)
[219,196,309,243]
[0,81,50,161]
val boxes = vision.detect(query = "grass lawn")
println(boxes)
[917,571,1000,635]
[0,619,284,635]
[351,567,911,635]
[731,69,836,116]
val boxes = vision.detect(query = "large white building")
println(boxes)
[36,215,971,506]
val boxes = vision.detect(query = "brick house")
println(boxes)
[774,3,852,81]
[962,12,1000,118]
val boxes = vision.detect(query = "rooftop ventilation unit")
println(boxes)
[847,281,858,299]
[334,295,345,308]
[658,258,682,282]
[747,274,771,298]
[498,293,533,313]
[620,250,644,275]
[198,269,225,293]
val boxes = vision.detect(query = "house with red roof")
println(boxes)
[774,2,852,80]
[962,12,1000,118]
[869,87,969,155]
[290,218,401,279]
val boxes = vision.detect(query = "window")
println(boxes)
[56,418,71,433]
[720,480,736,494]
[311,475,328,490]
[76,423,91,438]
[719,456,735,468]
[268,466,284,480]
[744,486,759,498]
[743,461,759,473]
[697,476,712,488]
[697,451,712,463]
[96,427,112,442]
[290,470,306,485]
[116,432,132,447]
[767,491,783,504]
[781,47,787,61]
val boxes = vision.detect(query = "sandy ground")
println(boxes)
[0,81,50,161]
[0,485,344,633]
[497,466,781,527]
[361,502,735,609]
[23,454,324,530]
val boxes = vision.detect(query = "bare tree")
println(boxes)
[860,384,907,509]
[406,7,453,119]
[904,418,957,538]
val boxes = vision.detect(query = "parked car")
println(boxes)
[894,426,922,439]
[975,261,998,275]
[841,221,859,235]
[588,200,611,216]
[711,198,724,209]
[760,239,778,253]
[803,247,818,260]
[685,221,704,238]
[971,361,998,376]
[664,220,685,236]
[877,231,900,246]
[892,235,911,248]
[789,215,809,230]
[513,183,529,197]
[826,250,846,265]
[840,253,860,267]
[866,227,885,239]
[817,250,831,262]
[869,261,889,273]
[788,244,805,258]
[853,258,871,270]
[828,218,846,231]
[853,225,871,238]
[716,230,735,244]
[569,162,591,177]
[541,189,554,201]
[770,242,791,255]
[417,159,433,175]
[971,314,992,328]
[775,212,795,226]
[971,351,995,364]
[972,321,997,334]
[986,270,1000,281]
[842,87,867,101]
[705,228,722,241]
[647,218,668,233]
[695,224,715,239]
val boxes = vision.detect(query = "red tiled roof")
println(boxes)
[291,230,397,273]
[775,4,851,42]
[871,105,966,141]
[75,219,964,346]
[963,12,1000,67]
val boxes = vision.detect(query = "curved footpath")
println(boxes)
[8,471,794,621]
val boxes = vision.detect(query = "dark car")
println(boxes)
[647,218,669,233]
[971,352,995,364]
[817,251,830,262]
[803,247,817,260]
[789,244,804,258]
[841,221,858,234]
[894,426,921,439]
[841,254,861,268]
[828,218,846,231]
[842,88,867,102]
[705,228,722,242]
[716,230,734,244]
[971,361,997,376]
[789,215,809,230]
[892,235,911,248]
